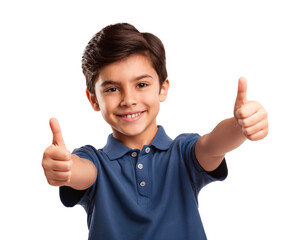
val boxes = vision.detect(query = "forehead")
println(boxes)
[97,54,157,82]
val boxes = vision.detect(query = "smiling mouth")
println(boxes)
[122,112,142,118]
[117,111,145,121]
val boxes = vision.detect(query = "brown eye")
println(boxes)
[105,87,118,92]
[137,83,148,88]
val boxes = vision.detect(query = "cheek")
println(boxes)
[99,97,117,115]
[142,93,160,109]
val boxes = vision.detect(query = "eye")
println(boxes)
[105,87,119,93]
[137,82,148,88]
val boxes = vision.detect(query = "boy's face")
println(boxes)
[87,54,169,146]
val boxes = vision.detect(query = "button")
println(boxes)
[137,163,143,169]
[131,152,137,157]
[140,181,146,187]
[145,147,150,153]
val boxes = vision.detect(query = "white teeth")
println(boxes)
[124,112,141,118]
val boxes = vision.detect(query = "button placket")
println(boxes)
[135,148,151,198]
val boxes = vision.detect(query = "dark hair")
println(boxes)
[82,23,168,94]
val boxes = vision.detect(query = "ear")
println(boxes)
[86,90,100,111]
[159,79,170,102]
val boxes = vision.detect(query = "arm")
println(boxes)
[195,77,268,172]
[42,118,97,190]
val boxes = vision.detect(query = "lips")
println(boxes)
[117,111,145,121]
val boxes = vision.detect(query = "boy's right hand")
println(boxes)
[42,118,72,187]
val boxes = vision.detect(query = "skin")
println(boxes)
[195,77,268,171]
[86,54,169,149]
[42,54,268,189]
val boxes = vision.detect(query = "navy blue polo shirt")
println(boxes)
[60,126,228,240]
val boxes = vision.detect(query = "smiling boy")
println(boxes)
[88,53,168,150]
[42,23,268,240]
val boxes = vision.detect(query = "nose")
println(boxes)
[120,88,138,107]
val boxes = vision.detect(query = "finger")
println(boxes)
[42,157,71,173]
[47,179,70,187]
[234,77,247,110]
[236,101,261,119]
[49,118,66,147]
[242,119,268,137]
[44,145,71,161]
[246,128,269,141]
[51,159,72,172]
[238,108,268,128]
[51,171,71,182]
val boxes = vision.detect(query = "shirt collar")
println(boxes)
[102,126,173,160]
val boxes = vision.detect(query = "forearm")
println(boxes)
[201,117,246,157]
[195,117,246,171]
[68,155,97,190]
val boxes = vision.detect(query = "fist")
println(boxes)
[42,118,72,186]
[234,77,269,141]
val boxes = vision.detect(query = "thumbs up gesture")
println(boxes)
[234,77,268,141]
[42,118,72,186]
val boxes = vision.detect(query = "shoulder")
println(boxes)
[173,132,201,147]
[72,144,99,155]
[72,145,106,163]
[165,132,201,158]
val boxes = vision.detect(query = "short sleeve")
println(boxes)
[179,134,228,196]
[59,145,99,209]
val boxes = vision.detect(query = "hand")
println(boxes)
[42,118,72,186]
[234,77,269,141]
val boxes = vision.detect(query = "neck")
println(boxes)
[112,124,158,150]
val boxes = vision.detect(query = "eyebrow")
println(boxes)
[100,80,118,88]
[100,74,153,87]
[135,74,153,81]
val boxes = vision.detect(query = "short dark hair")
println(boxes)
[82,23,168,94]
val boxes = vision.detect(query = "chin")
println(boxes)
[118,125,147,137]
[113,121,156,138]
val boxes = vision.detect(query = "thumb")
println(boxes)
[49,118,66,148]
[234,77,247,110]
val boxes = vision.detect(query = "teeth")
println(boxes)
[124,112,141,118]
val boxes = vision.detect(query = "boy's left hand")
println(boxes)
[234,77,269,141]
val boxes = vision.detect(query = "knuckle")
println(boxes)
[65,161,72,171]
[242,126,249,135]
[42,158,52,170]
[261,128,269,138]
[238,109,245,118]
[44,145,57,159]
[248,135,255,141]
[244,129,251,136]
[43,147,51,158]
[64,163,70,172]
[242,127,248,136]
[64,151,71,161]
[58,171,71,181]
[241,119,249,127]
[41,160,47,169]
[65,172,71,181]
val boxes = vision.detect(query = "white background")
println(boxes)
[1,0,307,239]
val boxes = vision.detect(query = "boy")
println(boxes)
[42,23,268,240]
